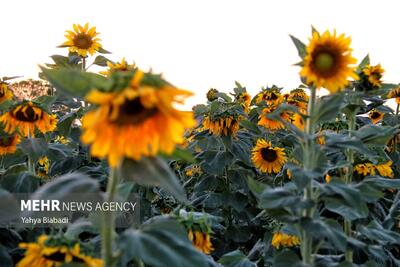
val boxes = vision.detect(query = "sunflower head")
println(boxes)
[254,87,282,106]
[387,87,400,104]
[61,23,102,57]
[17,235,103,267]
[206,88,219,101]
[100,57,136,76]
[368,109,384,124]
[361,64,384,89]
[0,82,13,104]
[0,101,57,137]
[271,232,301,249]
[258,106,288,131]
[299,30,358,93]
[236,92,251,113]
[202,115,241,136]
[0,133,20,156]
[37,156,50,178]
[81,69,196,167]
[251,139,287,174]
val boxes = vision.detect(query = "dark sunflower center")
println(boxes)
[73,34,93,49]
[0,136,13,147]
[43,251,66,262]
[311,46,340,77]
[260,147,278,162]
[112,97,158,125]
[371,112,381,119]
[268,93,278,100]
[13,106,41,122]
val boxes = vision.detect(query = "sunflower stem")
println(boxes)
[344,111,356,262]
[82,57,86,72]
[394,103,399,153]
[27,131,35,175]
[300,87,317,265]
[102,166,119,267]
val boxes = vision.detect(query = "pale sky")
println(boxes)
[2,0,400,107]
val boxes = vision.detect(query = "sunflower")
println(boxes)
[369,109,384,124]
[0,102,57,137]
[300,30,358,93]
[291,113,305,130]
[251,139,287,174]
[255,89,282,106]
[185,165,203,177]
[37,156,50,178]
[236,92,251,113]
[388,87,400,104]
[354,163,376,176]
[100,57,136,76]
[81,70,196,167]
[61,23,102,57]
[375,161,394,178]
[54,135,69,144]
[287,88,309,111]
[271,232,300,249]
[17,235,103,267]
[363,64,384,88]
[0,134,20,155]
[325,174,332,183]
[202,115,240,136]
[206,88,219,101]
[0,82,13,104]
[188,230,214,255]
[258,107,286,131]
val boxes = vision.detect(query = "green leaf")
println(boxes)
[1,172,40,193]
[41,67,111,97]
[357,54,370,72]
[239,120,261,135]
[314,93,345,123]
[121,157,187,203]
[355,125,398,146]
[118,217,208,267]
[273,250,303,267]
[247,177,268,198]
[164,147,195,163]
[92,55,111,67]
[218,250,257,267]
[289,35,307,59]
[20,138,48,162]
[0,188,19,225]
[97,47,111,54]
[23,173,102,218]
[65,219,97,239]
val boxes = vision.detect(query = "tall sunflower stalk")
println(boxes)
[101,167,119,267]
[344,108,356,262]
[300,86,317,265]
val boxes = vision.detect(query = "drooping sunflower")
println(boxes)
[369,109,384,124]
[185,165,203,177]
[0,101,57,137]
[37,156,50,178]
[202,115,240,136]
[300,30,358,93]
[387,87,400,104]
[0,134,20,155]
[362,64,384,88]
[81,70,196,167]
[61,23,102,57]
[54,135,69,144]
[258,107,287,131]
[0,82,13,104]
[251,139,287,174]
[206,88,219,101]
[375,161,394,178]
[17,235,103,267]
[291,113,305,130]
[271,232,300,249]
[236,92,251,113]
[100,57,136,76]
[255,89,282,106]
[188,229,214,255]
[287,88,309,111]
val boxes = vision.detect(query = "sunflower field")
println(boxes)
[0,23,400,267]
